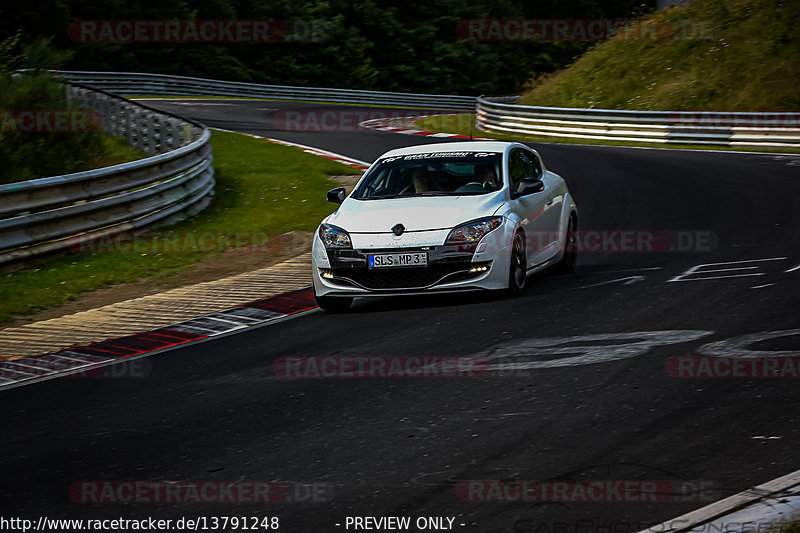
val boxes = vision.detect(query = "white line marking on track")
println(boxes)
[481,330,714,369]
[786,264,800,273]
[602,267,663,273]
[672,273,765,281]
[196,316,249,327]
[576,275,646,289]
[694,266,759,273]
[13,362,45,371]
[750,283,776,289]
[667,257,787,282]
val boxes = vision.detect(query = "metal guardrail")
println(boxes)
[477,97,800,148]
[5,71,793,266]
[0,81,215,264]
[54,71,478,111]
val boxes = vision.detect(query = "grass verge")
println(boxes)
[519,0,800,111]
[89,135,147,169]
[0,129,361,325]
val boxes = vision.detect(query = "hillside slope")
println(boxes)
[519,0,800,111]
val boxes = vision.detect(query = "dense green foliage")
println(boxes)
[0,35,142,183]
[1,0,653,95]
[520,0,800,110]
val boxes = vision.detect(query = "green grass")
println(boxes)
[89,135,147,169]
[518,0,800,111]
[0,129,360,324]
[414,114,800,154]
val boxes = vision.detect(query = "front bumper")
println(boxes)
[312,232,511,297]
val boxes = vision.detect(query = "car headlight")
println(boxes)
[445,217,503,245]
[319,223,352,249]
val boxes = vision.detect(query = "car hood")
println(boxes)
[326,194,504,233]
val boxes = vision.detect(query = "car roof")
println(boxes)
[380,141,520,158]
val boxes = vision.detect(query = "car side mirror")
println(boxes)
[327,187,347,204]
[512,178,544,199]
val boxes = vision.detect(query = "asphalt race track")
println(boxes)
[2,99,799,532]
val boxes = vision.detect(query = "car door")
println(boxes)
[508,148,557,267]
[533,150,566,251]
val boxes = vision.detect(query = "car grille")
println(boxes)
[331,264,483,290]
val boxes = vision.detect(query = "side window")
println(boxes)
[509,149,541,190]
[508,149,527,189]
[529,152,542,178]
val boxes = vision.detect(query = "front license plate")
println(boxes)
[368,252,428,268]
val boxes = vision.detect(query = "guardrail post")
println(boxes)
[145,113,156,155]
[85,89,95,112]
[118,102,125,141]
[100,95,112,136]
[171,119,181,149]
[158,117,167,153]
[135,109,145,152]
[107,99,117,136]
[125,106,134,146]
[182,124,194,145]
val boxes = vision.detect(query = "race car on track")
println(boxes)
[312,141,578,312]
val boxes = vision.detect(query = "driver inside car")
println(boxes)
[475,164,500,190]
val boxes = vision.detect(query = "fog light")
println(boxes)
[469,263,491,273]
[321,269,335,279]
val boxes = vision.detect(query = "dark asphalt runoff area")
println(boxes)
[2,99,799,532]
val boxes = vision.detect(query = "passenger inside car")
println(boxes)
[411,167,435,193]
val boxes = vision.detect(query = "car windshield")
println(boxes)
[352,151,503,200]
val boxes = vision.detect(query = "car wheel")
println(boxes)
[553,216,577,274]
[507,230,527,296]
[315,294,353,313]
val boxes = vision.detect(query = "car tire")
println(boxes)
[506,230,527,296]
[315,294,353,313]
[552,215,577,274]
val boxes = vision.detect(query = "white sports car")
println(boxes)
[312,141,578,312]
